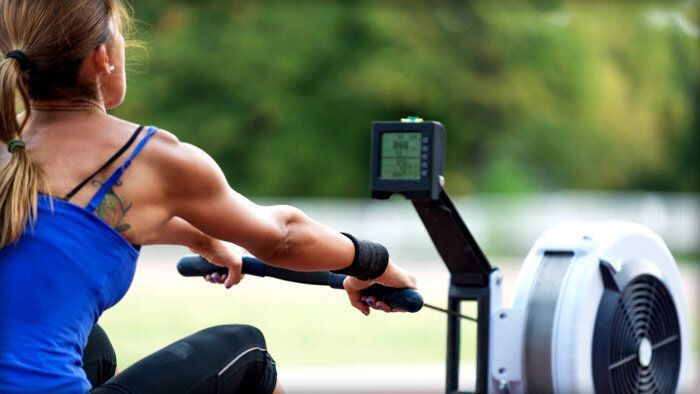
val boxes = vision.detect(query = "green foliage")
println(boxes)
[114,0,699,197]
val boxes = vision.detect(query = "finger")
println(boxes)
[353,300,370,316]
[224,267,242,289]
[409,275,418,290]
[347,291,370,316]
[211,272,221,282]
[224,274,237,288]
[367,297,386,310]
[364,296,377,308]
[375,301,391,313]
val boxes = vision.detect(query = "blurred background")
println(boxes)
[101,1,698,392]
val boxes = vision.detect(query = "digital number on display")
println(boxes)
[380,132,422,180]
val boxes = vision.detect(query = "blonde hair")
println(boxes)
[0,0,133,247]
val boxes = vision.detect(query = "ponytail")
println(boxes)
[0,54,46,248]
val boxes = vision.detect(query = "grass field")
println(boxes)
[98,259,478,369]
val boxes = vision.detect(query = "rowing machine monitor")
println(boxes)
[371,118,445,201]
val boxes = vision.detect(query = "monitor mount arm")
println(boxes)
[412,190,492,287]
[411,190,496,394]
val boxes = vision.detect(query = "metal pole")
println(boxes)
[446,287,461,392]
[475,289,490,394]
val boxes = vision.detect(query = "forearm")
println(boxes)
[171,189,356,272]
[143,216,213,252]
[157,207,354,272]
[156,208,354,272]
[251,206,355,272]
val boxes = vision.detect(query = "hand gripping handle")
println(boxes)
[176,255,424,313]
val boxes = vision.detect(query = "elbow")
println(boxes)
[253,205,307,263]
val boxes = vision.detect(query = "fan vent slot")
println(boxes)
[599,274,681,394]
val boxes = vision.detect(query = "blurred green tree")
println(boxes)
[114,0,699,197]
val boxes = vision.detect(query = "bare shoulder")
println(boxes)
[146,127,215,169]
[143,127,227,197]
[150,127,180,145]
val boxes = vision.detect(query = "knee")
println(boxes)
[204,324,267,348]
[207,325,277,394]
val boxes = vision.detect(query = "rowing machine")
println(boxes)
[369,118,690,393]
[178,118,691,393]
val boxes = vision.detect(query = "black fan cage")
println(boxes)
[605,274,682,394]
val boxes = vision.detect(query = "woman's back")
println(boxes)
[0,124,157,392]
[2,113,173,245]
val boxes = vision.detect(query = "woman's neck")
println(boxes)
[30,98,107,114]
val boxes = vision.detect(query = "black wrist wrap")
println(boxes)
[332,232,389,281]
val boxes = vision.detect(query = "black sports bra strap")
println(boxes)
[63,125,145,201]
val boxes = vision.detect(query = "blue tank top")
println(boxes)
[0,126,157,393]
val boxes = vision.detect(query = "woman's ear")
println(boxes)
[87,44,112,75]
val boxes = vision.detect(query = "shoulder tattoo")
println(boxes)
[92,179,133,235]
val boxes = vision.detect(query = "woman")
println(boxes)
[0,1,417,393]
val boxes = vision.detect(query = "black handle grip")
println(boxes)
[178,256,335,286]
[176,255,423,313]
[360,284,423,312]
[177,255,228,276]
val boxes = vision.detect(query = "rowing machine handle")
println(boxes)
[177,255,424,313]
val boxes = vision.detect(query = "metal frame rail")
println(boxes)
[412,191,494,394]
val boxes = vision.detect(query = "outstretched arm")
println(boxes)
[159,140,355,272]
[153,133,417,314]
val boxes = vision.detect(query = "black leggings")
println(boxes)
[83,324,277,393]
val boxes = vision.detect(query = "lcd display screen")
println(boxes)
[380,132,422,180]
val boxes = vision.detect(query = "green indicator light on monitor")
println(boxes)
[401,116,424,123]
